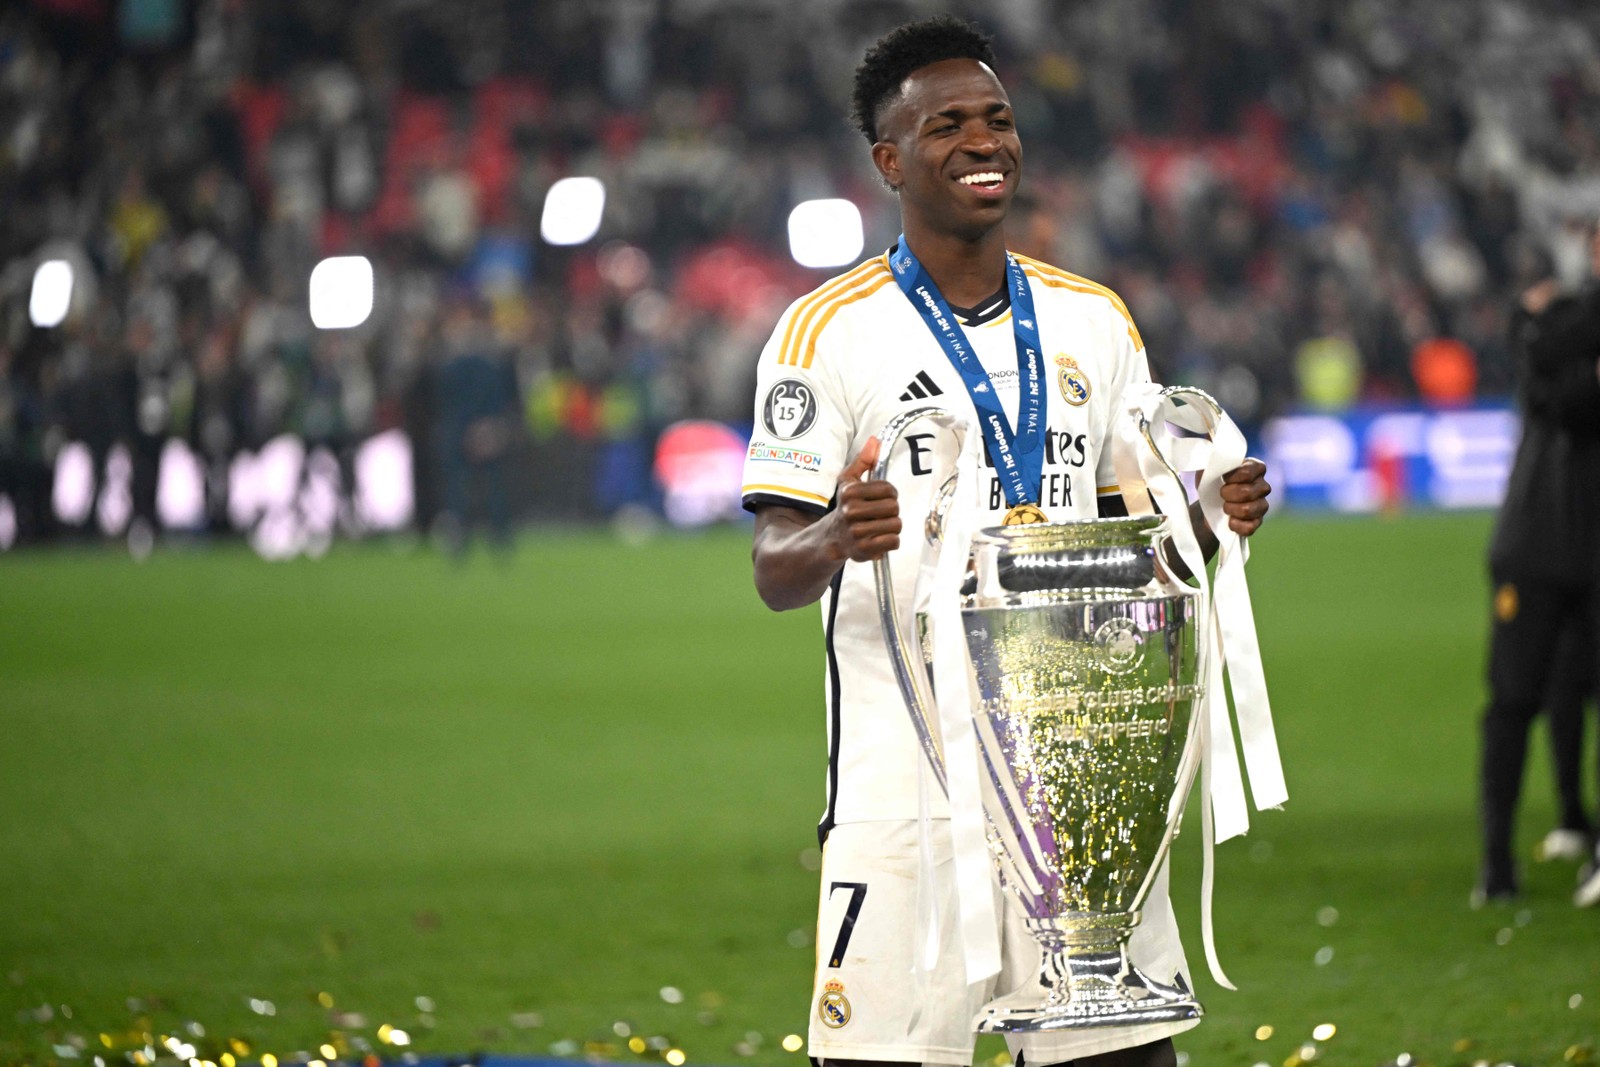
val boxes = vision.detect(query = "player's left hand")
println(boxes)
[1220,458,1271,537]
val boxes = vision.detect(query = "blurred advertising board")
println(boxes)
[1260,402,1517,513]
[649,404,1522,530]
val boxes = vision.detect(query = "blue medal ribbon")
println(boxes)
[888,235,1047,508]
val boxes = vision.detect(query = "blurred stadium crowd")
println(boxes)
[2,0,1599,550]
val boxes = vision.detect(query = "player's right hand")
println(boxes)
[828,436,901,562]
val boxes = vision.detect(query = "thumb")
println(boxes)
[841,436,882,483]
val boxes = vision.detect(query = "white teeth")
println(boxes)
[959,172,1004,185]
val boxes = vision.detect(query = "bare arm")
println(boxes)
[752,438,902,611]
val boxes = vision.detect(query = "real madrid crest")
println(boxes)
[1055,353,1091,406]
[817,979,851,1029]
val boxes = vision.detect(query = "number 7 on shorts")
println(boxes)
[825,881,867,968]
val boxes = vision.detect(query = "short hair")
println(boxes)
[851,15,997,144]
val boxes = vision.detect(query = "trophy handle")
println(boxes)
[1137,385,1226,488]
[869,406,967,797]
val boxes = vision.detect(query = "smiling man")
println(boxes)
[740,16,1270,1067]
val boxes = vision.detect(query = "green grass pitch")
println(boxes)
[2,513,1596,1066]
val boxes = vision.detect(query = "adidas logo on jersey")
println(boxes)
[898,371,944,402]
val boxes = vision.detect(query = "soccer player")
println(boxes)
[741,17,1270,1067]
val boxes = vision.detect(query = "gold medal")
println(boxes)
[1002,503,1049,525]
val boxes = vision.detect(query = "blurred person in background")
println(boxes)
[1477,222,1600,908]
[189,318,248,533]
[433,292,519,557]
[0,342,52,545]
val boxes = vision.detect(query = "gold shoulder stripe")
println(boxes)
[1017,255,1144,351]
[1023,269,1144,351]
[798,272,894,369]
[1019,256,1143,348]
[1014,253,1131,313]
[742,483,832,506]
[783,256,892,367]
[776,257,886,366]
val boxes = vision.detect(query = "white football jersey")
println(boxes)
[742,249,1152,836]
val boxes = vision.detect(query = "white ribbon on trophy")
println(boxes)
[1108,383,1288,989]
[922,421,1004,985]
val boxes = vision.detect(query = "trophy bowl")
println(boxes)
[873,409,1208,1032]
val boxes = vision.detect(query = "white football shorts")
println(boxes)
[806,820,1198,1065]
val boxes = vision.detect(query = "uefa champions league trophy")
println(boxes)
[870,392,1223,1032]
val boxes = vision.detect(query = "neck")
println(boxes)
[900,220,1008,308]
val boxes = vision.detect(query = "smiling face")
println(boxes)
[871,57,1022,244]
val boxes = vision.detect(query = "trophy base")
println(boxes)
[973,948,1202,1033]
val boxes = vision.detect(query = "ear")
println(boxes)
[871,141,902,192]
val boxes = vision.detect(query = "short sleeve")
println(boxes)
[1095,319,1153,498]
[741,301,854,515]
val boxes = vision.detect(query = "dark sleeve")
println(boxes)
[742,492,830,518]
[1521,290,1600,432]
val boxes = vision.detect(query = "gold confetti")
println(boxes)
[378,1025,394,1043]
[1256,1025,1274,1040]
[1312,1023,1336,1041]
[665,1050,686,1066]
[261,1056,278,1067]
[629,1037,647,1054]
[782,1035,804,1053]
[1454,1040,1474,1053]
[317,992,334,1009]
[320,1045,337,1060]
[221,1055,235,1067]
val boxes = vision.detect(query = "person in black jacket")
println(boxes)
[1478,222,1600,906]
